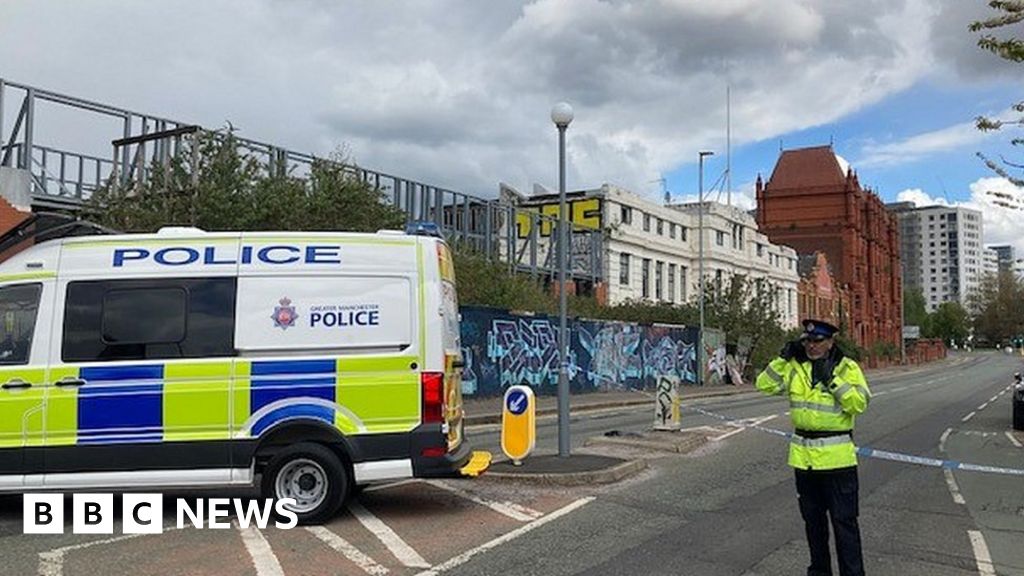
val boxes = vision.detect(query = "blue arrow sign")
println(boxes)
[506,389,528,415]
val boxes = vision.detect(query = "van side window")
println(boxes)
[63,278,237,362]
[0,283,42,365]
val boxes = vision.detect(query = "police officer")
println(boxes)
[756,319,871,576]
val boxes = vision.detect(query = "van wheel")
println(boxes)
[261,443,349,525]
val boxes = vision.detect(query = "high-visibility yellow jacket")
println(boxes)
[755,345,871,470]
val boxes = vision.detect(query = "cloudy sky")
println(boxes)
[1,1,1021,247]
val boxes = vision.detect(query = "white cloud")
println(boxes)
[0,0,972,198]
[896,188,951,207]
[858,120,992,168]
[896,177,1024,256]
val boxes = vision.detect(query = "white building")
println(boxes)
[505,183,801,328]
[983,247,999,278]
[889,203,988,312]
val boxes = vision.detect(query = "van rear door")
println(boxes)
[436,242,463,451]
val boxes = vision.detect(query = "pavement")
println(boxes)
[463,354,969,485]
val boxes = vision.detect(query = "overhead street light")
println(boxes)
[551,102,573,458]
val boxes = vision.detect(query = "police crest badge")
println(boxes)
[271,297,299,330]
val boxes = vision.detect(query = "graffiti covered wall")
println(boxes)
[460,306,724,396]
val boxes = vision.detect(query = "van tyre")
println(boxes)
[262,442,349,525]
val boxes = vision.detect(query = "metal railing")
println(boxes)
[0,77,603,282]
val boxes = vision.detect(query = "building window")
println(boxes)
[668,264,676,303]
[657,219,664,236]
[757,244,764,257]
[655,261,664,300]
[681,266,688,301]
[642,259,651,298]
[788,258,793,270]
[669,223,676,239]
[620,205,632,225]
[619,253,630,286]
[716,231,726,246]
[644,214,651,232]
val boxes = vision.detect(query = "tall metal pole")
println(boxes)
[697,151,714,387]
[557,123,569,457]
[552,102,573,458]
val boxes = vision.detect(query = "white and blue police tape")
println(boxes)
[683,405,1024,477]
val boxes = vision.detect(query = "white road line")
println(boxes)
[413,497,595,576]
[711,415,778,442]
[424,480,542,522]
[978,402,989,411]
[237,521,285,576]
[968,530,996,576]
[306,526,390,575]
[989,395,999,403]
[38,533,148,576]
[348,500,431,568]
[940,428,952,453]
[1006,431,1023,449]
[962,411,976,423]
[943,469,966,505]
[891,386,907,392]
[874,391,888,397]
[362,479,421,494]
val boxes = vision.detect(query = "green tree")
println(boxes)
[89,130,405,233]
[930,301,971,345]
[970,2,1024,185]
[700,275,789,379]
[969,270,1024,344]
[903,288,933,337]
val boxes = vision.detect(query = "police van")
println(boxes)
[0,222,489,523]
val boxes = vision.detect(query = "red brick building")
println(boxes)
[796,251,851,332]
[756,146,901,351]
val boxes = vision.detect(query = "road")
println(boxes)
[1,351,1021,576]
[454,351,1024,576]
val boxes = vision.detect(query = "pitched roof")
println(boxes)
[767,145,847,190]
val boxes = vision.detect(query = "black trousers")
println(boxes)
[794,467,865,576]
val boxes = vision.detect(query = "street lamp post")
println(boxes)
[551,102,574,458]
[697,150,714,387]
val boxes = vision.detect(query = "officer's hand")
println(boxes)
[779,340,801,360]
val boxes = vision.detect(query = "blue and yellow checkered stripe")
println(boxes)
[33,356,422,447]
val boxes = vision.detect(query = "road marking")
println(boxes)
[874,391,888,397]
[38,533,148,576]
[362,479,421,493]
[348,500,431,568]
[891,386,907,392]
[424,479,542,522]
[943,469,965,505]
[306,526,390,575]
[711,415,778,442]
[1006,431,1023,449]
[962,411,976,423]
[237,521,285,576]
[977,402,989,411]
[968,530,996,576]
[940,428,952,453]
[989,395,999,403]
[413,497,595,576]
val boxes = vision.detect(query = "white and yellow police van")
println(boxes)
[0,222,489,523]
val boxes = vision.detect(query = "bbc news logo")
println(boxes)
[24,494,299,534]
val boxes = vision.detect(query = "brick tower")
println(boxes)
[756,146,901,351]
